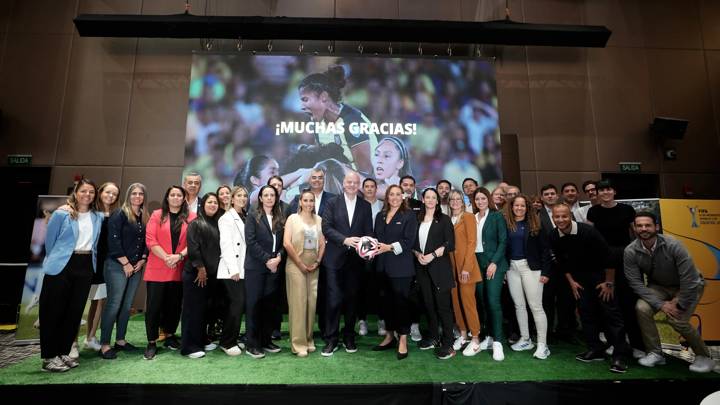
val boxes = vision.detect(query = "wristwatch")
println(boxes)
[605,282,614,288]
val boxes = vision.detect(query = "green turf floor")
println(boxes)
[1,314,717,385]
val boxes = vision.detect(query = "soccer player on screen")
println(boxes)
[298,65,377,175]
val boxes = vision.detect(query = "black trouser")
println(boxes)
[145,281,183,342]
[358,259,386,322]
[501,282,521,339]
[542,263,577,337]
[381,274,412,336]
[245,268,279,350]
[181,270,208,355]
[575,273,630,360]
[324,253,363,344]
[39,254,93,359]
[203,276,223,341]
[609,247,643,350]
[416,266,454,350]
[220,278,245,349]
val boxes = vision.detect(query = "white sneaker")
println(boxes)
[511,338,535,352]
[479,336,493,351]
[689,355,716,373]
[377,320,386,336]
[638,351,666,367]
[452,336,468,351]
[204,343,218,351]
[221,345,242,356]
[462,340,481,357]
[41,357,69,372]
[632,348,646,359]
[533,343,550,360]
[84,337,101,351]
[187,351,206,359]
[492,341,505,361]
[69,341,79,359]
[410,323,422,342]
[358,320,368,336]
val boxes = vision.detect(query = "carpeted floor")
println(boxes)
[0,314,718,385]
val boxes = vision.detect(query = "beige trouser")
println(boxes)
[635,283,709,357]
[286,250,319,354]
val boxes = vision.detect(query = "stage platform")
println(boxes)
[1,316,718,404]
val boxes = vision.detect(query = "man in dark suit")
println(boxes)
[287,168,336,217]
[321,171,373,356]
[400,175,422,212]
[538,184,558,234]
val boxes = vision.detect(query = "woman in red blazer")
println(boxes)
[143,185,196,360]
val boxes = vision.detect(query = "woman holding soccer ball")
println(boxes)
[371,184,418,360]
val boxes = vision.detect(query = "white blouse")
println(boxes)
[74,211,94,251]
[418,221,432,253]
[475,210,489,253]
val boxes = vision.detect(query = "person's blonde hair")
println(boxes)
[120,183,150,225]
[448,189,466,216]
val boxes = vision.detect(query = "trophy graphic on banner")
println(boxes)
[687,205,700,228]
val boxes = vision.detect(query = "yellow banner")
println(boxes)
[659,199,720,341]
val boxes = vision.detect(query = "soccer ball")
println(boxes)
[356,236,379,260]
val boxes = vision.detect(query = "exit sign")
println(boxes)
[619,162,641,173]
[7,154,31,166]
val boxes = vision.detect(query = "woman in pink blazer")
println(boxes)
[143,185,196,360]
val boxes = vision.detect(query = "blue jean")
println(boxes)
[100,259,143,345]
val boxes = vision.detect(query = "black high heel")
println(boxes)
[396,350,408,360]
[372,338,397,351]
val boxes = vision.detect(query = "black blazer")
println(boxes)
[406,198,422,212]
[507,225,552,278]
[244,212,285,273]
[321,194,373,270]
[185,217,221,276]
[538,207,554,236]
[413,214,455,291]
[374,209,418,278]
[288,191,336,217]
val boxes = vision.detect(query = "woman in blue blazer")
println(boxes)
[40,179,104,372]
[373,184,418,360]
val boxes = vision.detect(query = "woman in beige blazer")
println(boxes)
[447,189,483,356]
[283,190,325,357]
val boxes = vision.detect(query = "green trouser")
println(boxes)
[475,252,506,342]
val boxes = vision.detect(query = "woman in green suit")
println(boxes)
[473,187,509,361]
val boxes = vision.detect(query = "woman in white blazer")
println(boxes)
[217,186,249,356]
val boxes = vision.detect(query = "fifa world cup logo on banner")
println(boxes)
[687,205,700,228]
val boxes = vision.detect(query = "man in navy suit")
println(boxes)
[287,168,336,216]
[321,171,373,356]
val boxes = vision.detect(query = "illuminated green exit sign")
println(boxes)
[8,154,32,166]
[619,162,641,173]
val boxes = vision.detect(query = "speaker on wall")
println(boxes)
[650,116,688,140]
